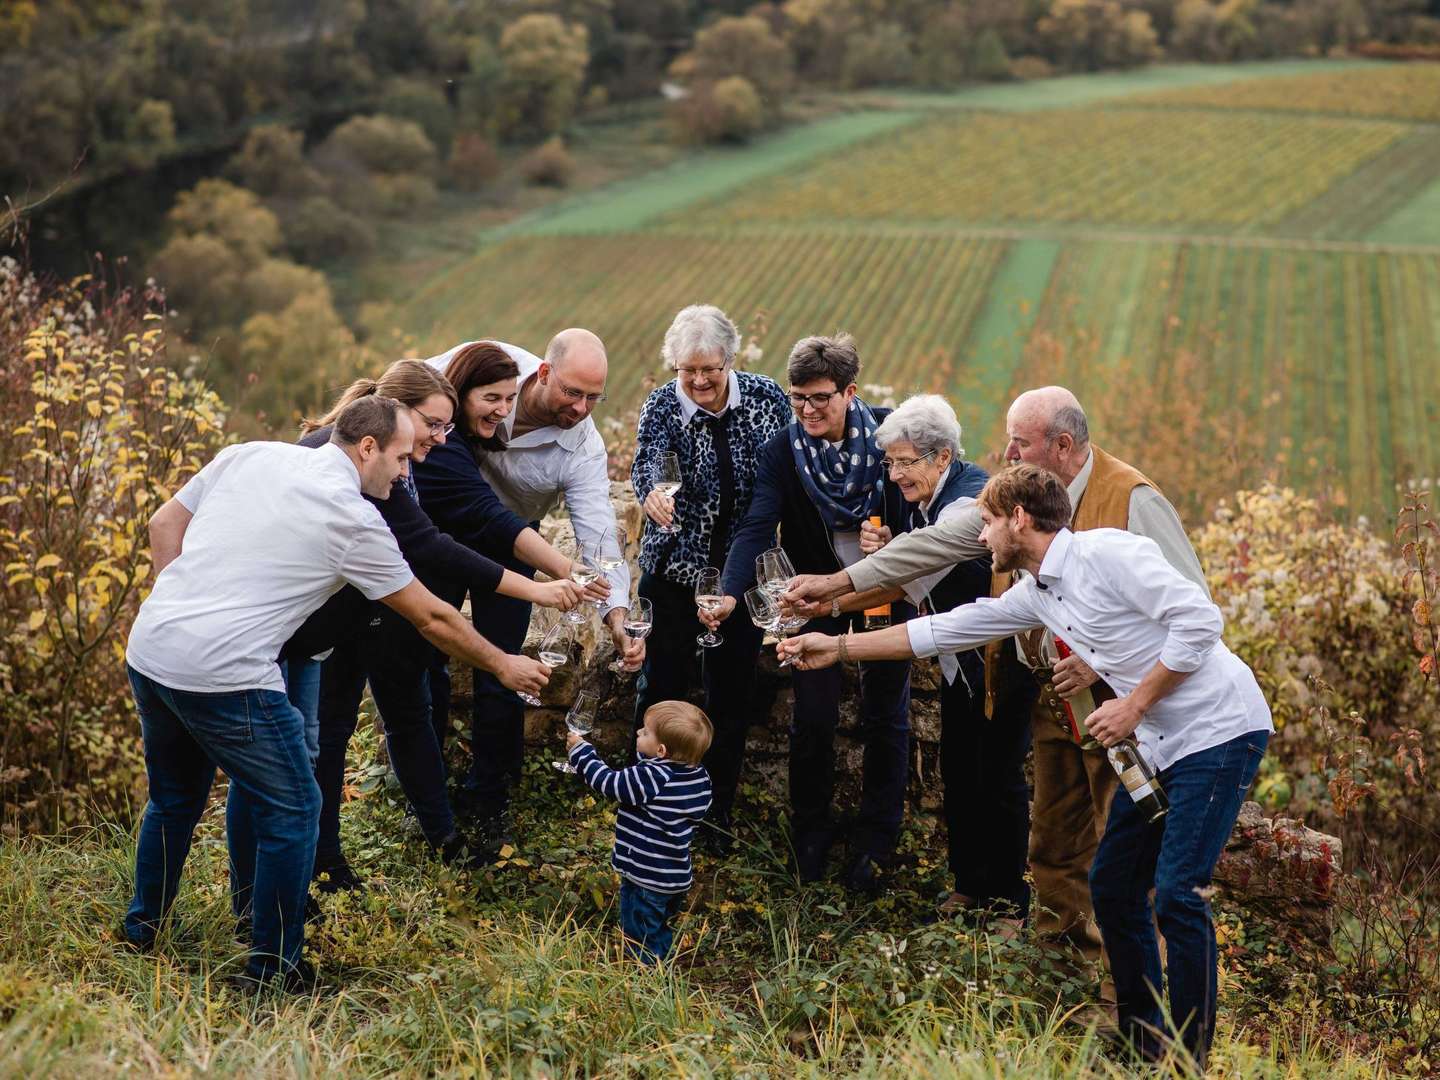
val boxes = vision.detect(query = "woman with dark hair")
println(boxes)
[413,341,612,849]
[275,359,583,893]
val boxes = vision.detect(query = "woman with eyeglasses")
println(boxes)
[802,394,1032,929]
[698,334,916,894]
[414,338,634,854]
[629,305,790,851]
[271,360,583,895]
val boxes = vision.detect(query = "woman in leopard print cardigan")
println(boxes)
[629,305,790,847]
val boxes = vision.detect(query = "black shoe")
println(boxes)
[116,923,154,954]
[312,857,364,895]
[842,851,884,897]
[437,830,490,872]
[795,830,834,883]
[230,959,318,995]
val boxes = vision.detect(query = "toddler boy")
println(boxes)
[567,701,713,963]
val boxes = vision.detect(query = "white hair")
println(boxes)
[874,393,963,459]
[660,304,740,370]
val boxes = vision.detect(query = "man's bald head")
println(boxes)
[534,327,609,429]
[1004,385,1090,485]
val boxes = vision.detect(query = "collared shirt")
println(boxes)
[898,467,975,686]
[126,441,414,693]
[675,368,740,424]
[906,528,1272,771]
[427,341,629,615]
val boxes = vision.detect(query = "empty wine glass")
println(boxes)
[694,567,725,649]
[566,551,601,624]
[745,585,800,668]
[652,453,682,534]
[519,621,573,706]
[610,595,652,674]
[554,690,600,774]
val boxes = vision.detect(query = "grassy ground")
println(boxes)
[0,718,1401,1077]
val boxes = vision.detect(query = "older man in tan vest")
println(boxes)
[783,386,1206,1013]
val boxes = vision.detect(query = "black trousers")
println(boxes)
[789,614,912,859]
[632,572,763,824]
[314,626,452,865]
[940,641,1035,912]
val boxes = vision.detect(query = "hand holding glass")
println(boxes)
[652,453,682,534]
[519,622,573,706]
[610,595,652,674]
[554,690,599,774]
[695,567,725,648]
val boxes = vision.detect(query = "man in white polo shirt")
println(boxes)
[121,397,549,989]
[778,464,1271,1068]
[423,329,641,835]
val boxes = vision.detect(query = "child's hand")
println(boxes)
[566,732,585,751]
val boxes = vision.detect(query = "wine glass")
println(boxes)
[652,453,682,535]
[554,690,599,774]
[519,622,573,706]
[566,551,601,624]
[746,585,800,668]
[757,547,796,601]
[592,533,625,615]
[694,567,725,649]
[610,595,652,674]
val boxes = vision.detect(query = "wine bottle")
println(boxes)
[1052,637,1102,750]
[1107,739,1169,823]
[862,515,892,630]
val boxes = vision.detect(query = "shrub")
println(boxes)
[519,136,575,187]
[1009,54,1057,79]
[0,255,229,833]
[318,114,438,177]
[497,13,590,138]
[226,124,327,198]
[669,15,793,118]
[377,77,456,154]
[447,132,502,192]
[285,195,376,264]
[669,76,764,144]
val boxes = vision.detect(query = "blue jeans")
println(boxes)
[1089,729,1268,1066]
[124,665,321,978]
[619,879,687,964]
[228,658,320,920]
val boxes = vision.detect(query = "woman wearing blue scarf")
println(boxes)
[702,335,915,894]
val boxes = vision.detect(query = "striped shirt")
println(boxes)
[568,743,712,893]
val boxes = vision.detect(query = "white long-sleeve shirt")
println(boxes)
[427,341,629,615]
[905,527,1271,772]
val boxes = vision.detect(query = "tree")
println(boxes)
[841,21,915,88]
[968,26,1014,79]
[318,114,438,176]
[379,76,456,154]
[1038,0,1161,69]
[671,15,793,117]
[915,6,973,86]
[447,133,503,192]
[286,195,377,263]
[238,291,367,428]
[670,74,765,143]
[497,13,590,138]
[165,178,282,264]
[227,125,327,198]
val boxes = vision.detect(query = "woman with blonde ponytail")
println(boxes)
[267,359,585,894]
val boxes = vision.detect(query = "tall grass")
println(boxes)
[0,795,1395,1078]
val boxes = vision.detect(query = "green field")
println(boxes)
[396,60,1440,519]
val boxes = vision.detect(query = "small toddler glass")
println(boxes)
[554,690,599,774]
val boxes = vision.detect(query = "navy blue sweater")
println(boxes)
[568,742,712,893]
[413,437,531,606]
[719,412,915,606]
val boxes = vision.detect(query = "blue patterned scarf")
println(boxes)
[790,397,884,530]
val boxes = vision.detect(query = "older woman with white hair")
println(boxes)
[629,304,790,850]
[823,393,1033,925]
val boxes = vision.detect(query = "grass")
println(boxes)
[0,735,1404,1077]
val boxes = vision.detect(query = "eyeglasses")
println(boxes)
[881,450,937,473]
[555,376,606,406]
[414,409,455,437]
[677,363,727,381]
[789,391,840,411]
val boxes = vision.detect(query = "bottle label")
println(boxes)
[1120,766,1153,799]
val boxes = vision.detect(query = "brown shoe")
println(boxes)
[1067,1002,1120,1037]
